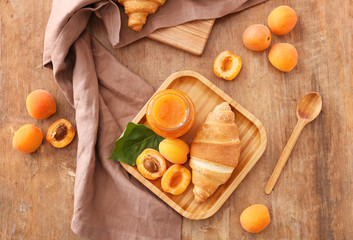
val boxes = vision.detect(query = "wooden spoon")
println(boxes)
[265,92,322,194]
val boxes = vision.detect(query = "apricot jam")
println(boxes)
[146,89,195,138]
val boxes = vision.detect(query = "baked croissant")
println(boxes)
[189,102,241,203]
[117,0,166,32]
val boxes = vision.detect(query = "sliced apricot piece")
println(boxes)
[136,149,167,180]
[46,119,75,148]
[240,204,271,233]
[213,51,242,80]
[26,89,56,119]
[161,164,191,195]
[159,138,190,164]
[13,124,43,153]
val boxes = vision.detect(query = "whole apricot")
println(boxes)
[159,138,189,164]
[13,124,43,153]
[161,164,191,195]
[268,5,297,35]
[242,24,271,51]
[268,43,298,72]
[240,204,271,233]
[26,89,56,119]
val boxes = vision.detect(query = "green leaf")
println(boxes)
[109,122,164,166]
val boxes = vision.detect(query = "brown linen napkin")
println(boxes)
[43,0,266,239]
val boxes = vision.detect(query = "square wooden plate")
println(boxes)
[120,70,267,220]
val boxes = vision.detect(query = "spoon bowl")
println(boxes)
[296,92,322,122]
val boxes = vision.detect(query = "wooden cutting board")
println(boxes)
[147,19,215,56]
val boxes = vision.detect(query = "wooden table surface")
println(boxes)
[1,0,353,239]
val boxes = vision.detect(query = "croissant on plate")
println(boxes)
[117,0,166,32]
[189,102,241,203]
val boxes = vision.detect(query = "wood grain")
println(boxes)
[0,1,78,239]
[121,70,267,220]
[1,0,353,239]
[147,19,215,56]
[265,118,307,195]
[265,92,322,194]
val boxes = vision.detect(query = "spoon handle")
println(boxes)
[265,119,307,194]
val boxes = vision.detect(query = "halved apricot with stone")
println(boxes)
[240,204,271,233]
[136,149,167,180]
[268,5,297,35]
[243,24,271,51]
[213,51,242,80]
[46,119,75,148]
[13,124,43,153]
[26,89,56,119]
[161,164,191,195]
[268,43,298,72]
[159,138,190,164]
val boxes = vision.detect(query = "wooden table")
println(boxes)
[1,0,352,239]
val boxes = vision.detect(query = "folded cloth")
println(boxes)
[43,0,266,239]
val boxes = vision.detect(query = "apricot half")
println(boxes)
[268,5,297,35]
[243,24,271,51]
[268,43,298,72]
[213,51,242,80]
[46,119,75,148]
[159,138,189,164]
[136,149,167,180]
[26,89,56,119]
[240,204,271,233]
[13,124,43,153]
[161,164,191,195]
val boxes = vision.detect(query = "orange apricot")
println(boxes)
[268,5,297,35]
[213,51,242,80]
[240,204,271,233]
[46,119,75,148]
[159,138,190,164]
[242,24,271,51]
[13,124,43,153]
[268,43,298,72]
[26,89,56,119]
[136,149,167,180]
[161,164,191,195]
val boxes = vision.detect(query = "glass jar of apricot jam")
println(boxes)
[146,89,195,138]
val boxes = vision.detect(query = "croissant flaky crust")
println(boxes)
[190,102,241,203]
[117,0,166,32]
